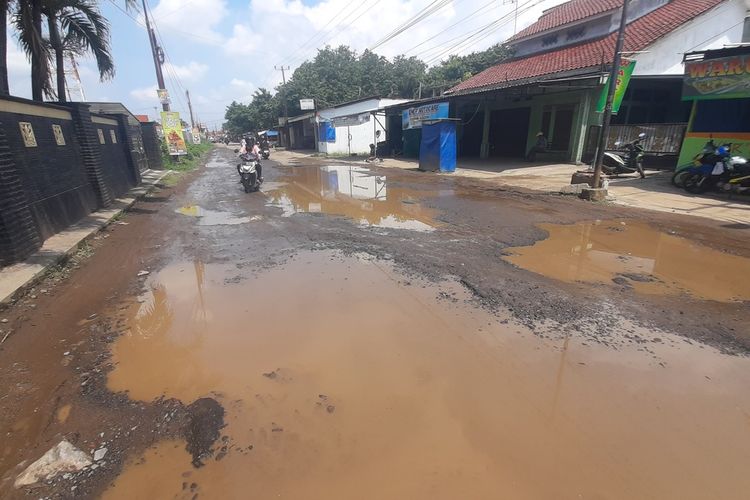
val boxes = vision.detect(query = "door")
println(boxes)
[551,107,575,153]
[489,107,531,157]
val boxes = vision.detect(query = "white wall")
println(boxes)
[317,98,408,155]
[633,0,746,75]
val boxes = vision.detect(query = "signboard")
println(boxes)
[331,112,370,127]
[300,98,315,110]
[596,60,636,114]
[192,127,201,144]
[682,53,750,100]
[157,88,170,105]
[160,111,187,155]
[402,102,449,130]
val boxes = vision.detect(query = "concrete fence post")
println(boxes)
[0,121,41,265]
[67,103,113,208]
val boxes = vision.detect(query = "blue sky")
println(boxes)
[7,0,566,130]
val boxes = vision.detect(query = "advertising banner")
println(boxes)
[300,99,315,110]
[596,60,636,114]
[402,102,449,129]
[331,112,370,127]
[161,111,187,155]
[157,88,170,105]
[682,54,750,100]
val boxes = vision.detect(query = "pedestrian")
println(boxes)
[526,132,548,161]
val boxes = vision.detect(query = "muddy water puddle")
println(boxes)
[264,165,439,231]
[103,250,750,499]
[176,205,260,225]
[504,219,750,302]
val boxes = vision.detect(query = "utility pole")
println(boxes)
[186,89,195,128]
[142,0,169,112]
[592,0,630,189]
[275,65,290,145]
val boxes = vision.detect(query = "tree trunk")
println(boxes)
[48,14,65,103]
[0,0,9,95]
[30,0,43,101]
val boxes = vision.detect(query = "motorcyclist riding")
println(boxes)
[238,134,263,182]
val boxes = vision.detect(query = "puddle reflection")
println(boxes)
[265,166,437,231]
[504,220,750,302]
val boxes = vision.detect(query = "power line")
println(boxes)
[369,0,456,51]
[403,0,498,55]
[423,0,541,64]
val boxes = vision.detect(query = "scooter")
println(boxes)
[682,145,749,195]
[672,139,716,187]
[235,151,262,193]
[599,133,646,178]
[261,147,270,160]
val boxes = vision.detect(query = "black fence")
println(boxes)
[0,96,163,266]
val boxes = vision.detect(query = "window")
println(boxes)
[566,26,586,41]
[541,34,558,47]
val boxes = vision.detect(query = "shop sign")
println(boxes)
[402,102,449,129]
[331,112,370,127]
[683,54,750,100]
[161,111,187,155]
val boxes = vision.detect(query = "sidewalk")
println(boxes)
[0,170,169,306]
[274,150,750,225]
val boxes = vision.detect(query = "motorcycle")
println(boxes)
[671,139,716,187]
[261,147,270,160]
[682,145,750,195]
[235,151,262,193]
[599,132,646,178]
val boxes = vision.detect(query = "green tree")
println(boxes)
[223,101,253,138]
[425,43,512,95]
[44,0,114,102]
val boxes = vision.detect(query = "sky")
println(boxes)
[6,0,568,130]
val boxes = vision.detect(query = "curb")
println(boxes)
[0,171,170,308]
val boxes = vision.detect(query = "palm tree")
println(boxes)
[13,0,49,100]
[0,1,11,95]
[45,0,114,102]
[6,0,136,101]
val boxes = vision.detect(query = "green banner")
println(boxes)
[682,54,750,100]
[596,60,636,114]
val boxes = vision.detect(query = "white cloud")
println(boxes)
[163,61,209,82]
[150,0,228,45]
[130,84,158,101]
[223,25,263,57]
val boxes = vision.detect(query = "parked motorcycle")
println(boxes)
[682,145,750,195]
[671,139,717,187]
[599,133,646,178]
[235,151,263,193]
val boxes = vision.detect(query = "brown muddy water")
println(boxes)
[102,250,750,499]
[264,165,439,231]
[504,219,750,302]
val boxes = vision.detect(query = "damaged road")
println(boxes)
[1,145,749,499]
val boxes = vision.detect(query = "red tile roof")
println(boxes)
[451,0,724,95]
[511,0,623,41]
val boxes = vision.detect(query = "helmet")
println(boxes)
[717,146,729,156]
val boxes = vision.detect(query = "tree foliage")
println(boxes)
[224,43,512,132]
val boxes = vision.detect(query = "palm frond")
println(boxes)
[56,0,114,80]
[13,1,53,97]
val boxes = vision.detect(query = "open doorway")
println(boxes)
[488,107,530,157]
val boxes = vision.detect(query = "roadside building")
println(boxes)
[386,0,747,166]
[316,97,409,156]
[677,45,750,165]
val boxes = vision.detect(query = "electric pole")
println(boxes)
[275,65,290,145]
[592,0,630,189]
[142,0,169,112]
[186,89,195,128]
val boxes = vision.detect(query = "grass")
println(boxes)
[162,141,215,172]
